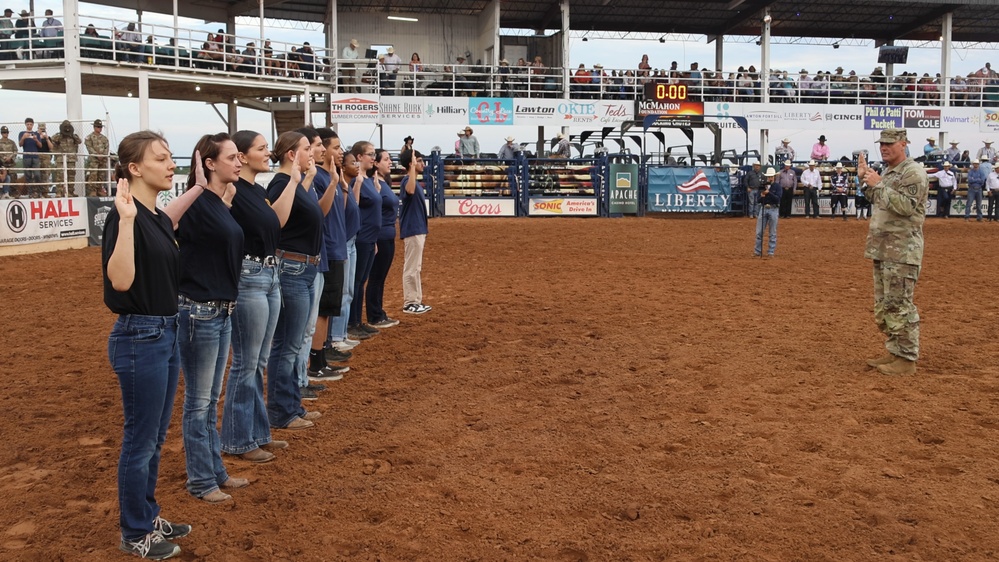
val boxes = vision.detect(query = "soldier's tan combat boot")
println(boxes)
[876,356,916,375]
[866,354,895,368]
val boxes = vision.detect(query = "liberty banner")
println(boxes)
[646,167,732,213]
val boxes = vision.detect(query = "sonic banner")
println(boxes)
[647,167,732,213]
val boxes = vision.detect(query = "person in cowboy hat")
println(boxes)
[976,139,997,165]
[775,137,795,164]
[458,126,479,158]
[810,134,830,162]
[341,38,361,92]
[754,167,782,258]
[923,136,938,156]
[553,132,571,158]
[497,135,518,161]
[944,140,961,163]
[401,135,414,155]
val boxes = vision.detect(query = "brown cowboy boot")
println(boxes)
[866,354,895,368]
[876,356,917,375]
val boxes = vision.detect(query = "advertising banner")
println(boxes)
[982,108,999,133]
[864,106,903,130]
[329,94,380,123]
[87,196,115,246]
[422,99,471,125]
[468,97,514,126]
[444,198,517,216]
[528,197,598,216]
[0,197,88,246]
[379,98,424,124]
[608,163,639,214]
[647,167,731,213]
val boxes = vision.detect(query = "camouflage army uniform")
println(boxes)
[0,133,16,185]
[85,123,109,197]
[51,120,82,197]
[864,142,928,362]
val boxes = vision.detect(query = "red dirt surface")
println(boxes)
[2,217,999,561]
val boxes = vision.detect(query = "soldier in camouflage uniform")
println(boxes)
[85,119,109,196]
[0,126,17,190]
[36,123,54,195]
[51,120,82,197]
[857,128,928,376]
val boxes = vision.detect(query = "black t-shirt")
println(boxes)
[231,177,280,258]
[267,172,323,255]
[102,199,180,315]
[176,189,244,301]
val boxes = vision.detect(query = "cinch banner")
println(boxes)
[647,167,731,213]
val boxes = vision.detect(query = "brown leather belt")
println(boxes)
[275,249,320,266]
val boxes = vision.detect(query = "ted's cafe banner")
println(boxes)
[647,167,731,213]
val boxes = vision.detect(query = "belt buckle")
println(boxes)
[264,256,278,267]
[225,301,236,315]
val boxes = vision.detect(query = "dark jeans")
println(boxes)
[938,191,952,217]
[779,187,794,217]
[365,238,396,323]
[803,187,819,218]
[989,192,999,220]
[349,241,376,326]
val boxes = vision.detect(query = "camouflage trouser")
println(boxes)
[85,159,108,197]
[873,260,920,361]
[38,154,52,194]
[53,155,79,197]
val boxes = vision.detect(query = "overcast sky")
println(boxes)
[2,2,997,160]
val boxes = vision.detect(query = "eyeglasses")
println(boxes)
[364,152,375,157]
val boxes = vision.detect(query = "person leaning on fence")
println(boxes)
[829,162,850,220]
[965,159,986,221]
[744,161,763,219]
[51,120,82,197]
[858,128,928,376]
[754,167,782,258]
[86,119,110,196]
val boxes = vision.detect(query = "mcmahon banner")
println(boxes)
[647,167,732,213]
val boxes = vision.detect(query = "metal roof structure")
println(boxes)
[88,0,999,44]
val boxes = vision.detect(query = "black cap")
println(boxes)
[0,126,8,133]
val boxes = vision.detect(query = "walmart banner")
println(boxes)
[647,167,731,213]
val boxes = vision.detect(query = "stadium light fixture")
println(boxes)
[387,15,418,22]
[195,84,201,92]
[127,90,133,97]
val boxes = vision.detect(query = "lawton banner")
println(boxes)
[0,197,89,246]
[646,167,732,213]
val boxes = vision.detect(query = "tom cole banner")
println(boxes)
[646,167,731,213]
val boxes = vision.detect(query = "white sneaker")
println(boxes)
[332,339,359,351]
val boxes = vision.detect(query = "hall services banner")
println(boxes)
[0,197,88,246]
[647,167,731,213]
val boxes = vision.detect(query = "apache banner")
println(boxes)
[647,167,732,213]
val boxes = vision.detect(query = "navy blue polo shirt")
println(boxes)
[344,182,360,241]
[315,166,347,262]
[377,179,400,240]
[356,176,381,244]
[399,175,428,239]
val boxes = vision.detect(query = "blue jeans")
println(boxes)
[22,153,40,189]
[747,188,760,218]
[295,270,324,385]
[366,238,396,323]
[222,260,280,454]
[267,259,316,427]
[108,314,180,541]
[755,206,779,256]
[328,237,356,343]
[349,241,376,327]
[966,188,983,219]
[178,298,232,497]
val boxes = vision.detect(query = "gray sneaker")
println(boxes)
[370,317,400,329]
[119,532,181,560]
[152,517,190,541]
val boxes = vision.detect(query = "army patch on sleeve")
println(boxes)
[906,184,918,196]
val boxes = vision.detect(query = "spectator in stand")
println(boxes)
[775,138,795,165]
[399,149,431,315]
[976,140,997,165]
[572,64,591,98]
[35,123,54,194]
[951,75,968,106]
[753,167,781,258]
[777,160,797,218]
[553,133,571,158]
[298,42,315,80]
[945,140,961,163]
[744,161,763,219]
[933,161,957,218]
[459,126,479,159]
[116,22,142,63]
[497,136,517,161]
[923,137,937,156]
[800,160,822,219]
[965,159,986,221]
[341,38,360,93]
[829,162,850,220]
[0,9,14,62]
[240,42,258,73]
[0,161,9,198]
[382,46,401,94]
[0,126,16,187]
[638,54,651,83]
[811,135,830,162]
[40,9,61,58]
[987,166,999,222]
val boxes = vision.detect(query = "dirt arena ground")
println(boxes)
[2,216,999,561]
